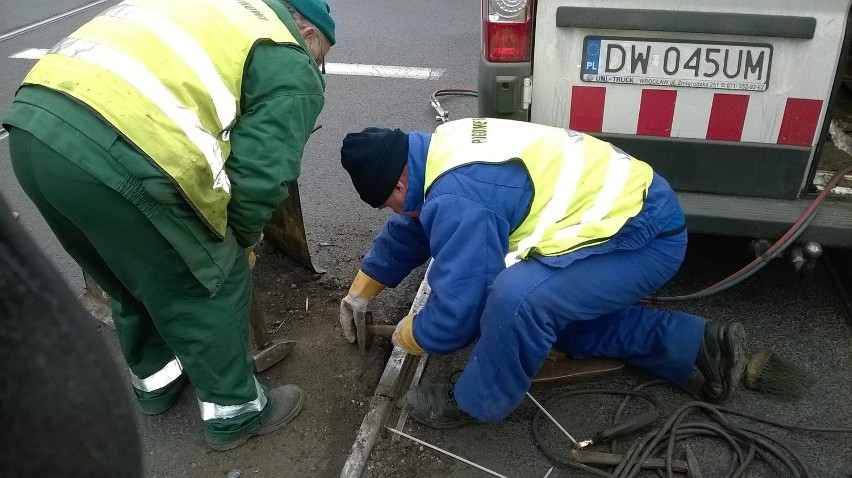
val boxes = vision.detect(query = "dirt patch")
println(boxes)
[232,246,388,477]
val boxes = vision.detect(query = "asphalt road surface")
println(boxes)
[1,2,850,477]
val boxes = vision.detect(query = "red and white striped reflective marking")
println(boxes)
[706,94,750,142]
[569,86,823,147]
[568,86,605,132]
[778,98,824,146]
[637,89,677,137]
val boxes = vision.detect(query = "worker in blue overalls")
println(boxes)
[337,118,747,428]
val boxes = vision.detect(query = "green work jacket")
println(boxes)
[2,0,325,295]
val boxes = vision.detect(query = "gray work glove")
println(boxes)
[339,295,370,344]
[339,270,385,343]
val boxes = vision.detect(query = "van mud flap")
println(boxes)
[263,179,325,274]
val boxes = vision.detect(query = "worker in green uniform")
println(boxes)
[3,0,334,451]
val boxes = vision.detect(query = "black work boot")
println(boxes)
[406,383,479,429]
[695,321,746,403]
[205,384,304,451]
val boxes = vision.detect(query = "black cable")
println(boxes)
[433,89,478,97]
[429,88,478,124]
[530,383,852,477]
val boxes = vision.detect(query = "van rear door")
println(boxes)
[531,0,849,200]
[513,0,852,247]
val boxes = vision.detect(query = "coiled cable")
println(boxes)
[531,381,852,478]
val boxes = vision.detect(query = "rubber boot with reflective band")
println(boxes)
[203,382,305,451]
[132,357,186,415]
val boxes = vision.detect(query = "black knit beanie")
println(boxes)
[340,127,409,208]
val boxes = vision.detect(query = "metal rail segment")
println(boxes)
[340,263,433,478]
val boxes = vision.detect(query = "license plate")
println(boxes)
[581,37,772,91]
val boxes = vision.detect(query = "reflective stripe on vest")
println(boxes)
[102,3,237,140]
[21,0,299,238]
[48,36,232,195]
[507,131,586,266]
[198,377,267,421]
[131,357,183,392]
[424,118,654,266]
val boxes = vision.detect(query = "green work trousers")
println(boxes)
[9,128,271,441]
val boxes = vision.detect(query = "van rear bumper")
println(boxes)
[678,191,852,248]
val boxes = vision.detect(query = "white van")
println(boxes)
[478,0,852,248]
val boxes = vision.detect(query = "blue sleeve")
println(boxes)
[360,214,431,287]
[413,194,512,354]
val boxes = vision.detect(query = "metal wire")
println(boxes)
[526,391,580,446]
[386,427,510,478]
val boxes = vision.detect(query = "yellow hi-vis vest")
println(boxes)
[424,118,655,266]
[21,0,299,239]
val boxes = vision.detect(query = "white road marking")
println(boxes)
[1,59,443,145]
[324,62,445,80]
[0,0,110,42]
[8,49,445,80]
[10,48,48,59]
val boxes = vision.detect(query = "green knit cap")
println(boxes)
[288,0,336,45]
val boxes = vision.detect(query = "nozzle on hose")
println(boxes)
[577,409,659,448]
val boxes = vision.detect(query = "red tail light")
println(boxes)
[483,0,533,63]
